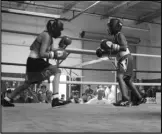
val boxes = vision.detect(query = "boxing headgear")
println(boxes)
[46,19,64,38]
[107,18,122,35]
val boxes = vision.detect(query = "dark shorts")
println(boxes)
[26,57,52,84]
[117,54,133,78]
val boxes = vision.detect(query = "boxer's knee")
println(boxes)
[49,65,61,75]
[41,65,61,80]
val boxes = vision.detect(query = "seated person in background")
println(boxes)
[81,93,88,103]
[93,85,102,95]
[45,90,53,103]
[37,90,45,103]
[40,85,47,93]
[86,85,111,104]
[85,85,94,97]
[70,93,80,103]
[25,95,33,103]
[97,85,105,96]
[17,92,26,103]
[6,89,12,99]
[87,95,93,102]
[27,87,39,103]
[146,86,157,103]
[1,89,14,103]
[93,87,98,96]
[61,94,65,101]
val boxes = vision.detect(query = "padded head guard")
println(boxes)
[46,19,64,38]
[107,18,122,35]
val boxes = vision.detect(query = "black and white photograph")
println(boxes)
[1,1,161,133]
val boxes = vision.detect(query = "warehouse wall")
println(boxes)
[136,24,161,80]
[2,9,161,88]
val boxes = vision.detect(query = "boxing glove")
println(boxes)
[58,36,72,49]
[100,39,109,51]
[96,47,106,58]
[100,39,120,52]
[49,49,67,60]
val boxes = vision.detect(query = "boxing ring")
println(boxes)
[1,6,161,132]
[1,48,161,132]
[2,103,161,132]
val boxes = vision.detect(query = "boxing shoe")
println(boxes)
[113,100,132,107]
[132,97,147,106]
[51,98,70,108]
[1,98,15,107]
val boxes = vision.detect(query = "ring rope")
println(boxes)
[1,62,161,73]
[2,43,161,58]
[1,77,161,86]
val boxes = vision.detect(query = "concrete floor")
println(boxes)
[2,103,161,132]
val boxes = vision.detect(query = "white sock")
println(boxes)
[4,96,11,102]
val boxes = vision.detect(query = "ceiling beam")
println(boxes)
[69,1,101,21]
[2,1,161,25]
[137,8,161,24]
[62,1,80,13]
[101,1,141,20]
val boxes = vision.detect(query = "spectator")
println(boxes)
[86,85,110,105]
[146,86,156,104]
[97,85,105,97]
[24,90,33,103]
[6,89,12,98]
[45,90,53,103]
[61,94,65,101]
[25,96,33,103]
[93,85,101,95]
[40,85,47,93]
[93,87,98,96]
[73,93,80,103]
[37,85,47,103]
[82,93,87,103]
[27,87,39,103]
[69,93,79,103]
[85,85,93,96]
[1,89,14,103]
[87,95,93,102]
[17,92,26,103]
